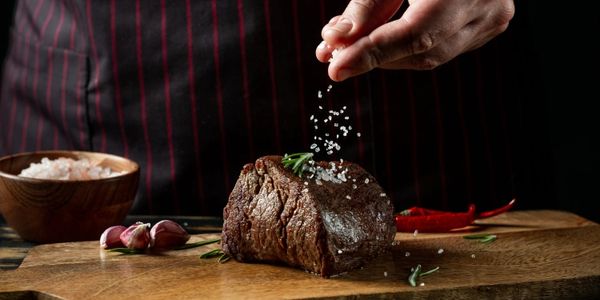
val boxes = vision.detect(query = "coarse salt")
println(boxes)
[19,157,123,180]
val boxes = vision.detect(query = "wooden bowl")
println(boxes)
[0,151,139,243]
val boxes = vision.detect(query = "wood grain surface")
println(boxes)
[0,210,599,299]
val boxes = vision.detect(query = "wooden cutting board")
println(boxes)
[1,210,599,299]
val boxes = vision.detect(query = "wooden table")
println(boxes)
[1,210,599,299]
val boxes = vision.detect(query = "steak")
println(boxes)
[221,155,396,277]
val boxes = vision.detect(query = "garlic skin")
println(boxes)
[150,220,190,249]
[99,225,126,249]
[120,222,151,250]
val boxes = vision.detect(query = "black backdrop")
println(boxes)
[1,1,598,222]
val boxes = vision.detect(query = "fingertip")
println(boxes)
[322,17,354,45]
[315,41,333,63]
[328,66,343,82]
[328,60,351,82]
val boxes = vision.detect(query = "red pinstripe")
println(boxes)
[453,61,473,201]
[135,0,153,211]
[493,46,515,195]
[211,0,231,193]
[60,0,87,150]
[431,71,448,208]
[185,0,206,212]
[291,0,308,147]
[406,72,421,204]
[52,0,65,149]
[18,0,44,152]
[34,0,56,150]
[352,78,365,163]
[74,56,85,149]
[6,3,27,152]
[160,0,180,212]
[86,0,107,152]
[475,52,497,200]
[263,0,282,154]
[379,72,393,192]
[237,0,255,158]
[109,0,129,158]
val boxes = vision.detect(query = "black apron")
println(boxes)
[1,0,539,217]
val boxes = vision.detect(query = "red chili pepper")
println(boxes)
[394,198,516,233]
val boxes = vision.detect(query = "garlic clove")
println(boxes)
[100,225,126,249]
[120,222,151,250]
[150,219,191,249]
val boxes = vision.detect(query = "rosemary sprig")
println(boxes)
[408,264,440,287]
[463,233,497,244]
[106,238,220,254]
[174,238,221,250]
[200,248,231,264]
[108,248,145,255]
[282,152,314,177]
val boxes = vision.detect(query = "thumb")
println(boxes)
[322,0,405,47]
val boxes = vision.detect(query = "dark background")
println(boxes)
[1,1,598,222]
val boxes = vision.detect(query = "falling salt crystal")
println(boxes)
[438,248,444,254]
[310,143,317,149]
[352,184,357,189]
[357,132,361,137]
[318,105,323,110]
[419,283,425,287]
[318,90,322,98]
[337,249,343,254]
[380,193,387,197]
[384,272,388,277]
[345,116,349,120]
[413,230,418,237]
[302,188,308,193]
[327,84,333,92]
[364,178,370,184]
[304,181,309,186]
[405,251,410,257]
[310,115,314,120]
[345,195,351,200]
[471,254,476,259]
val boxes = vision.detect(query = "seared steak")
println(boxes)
[221,155,395,277]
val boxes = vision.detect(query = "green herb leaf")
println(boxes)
[408,264,439,287]
[107,248,144,255]
[217,253,231,263]
[200,248,224,259]
[419,266,440,277]
[463,233,497,243]
[200,248,231,264]
[174,238,221,250]
[408,264,422,287]
[282,152,314,177]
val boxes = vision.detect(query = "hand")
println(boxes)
[315,0,515,82]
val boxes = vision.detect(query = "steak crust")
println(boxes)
[221,155,395,277]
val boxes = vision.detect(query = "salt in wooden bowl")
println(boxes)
[0,151,139,243]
